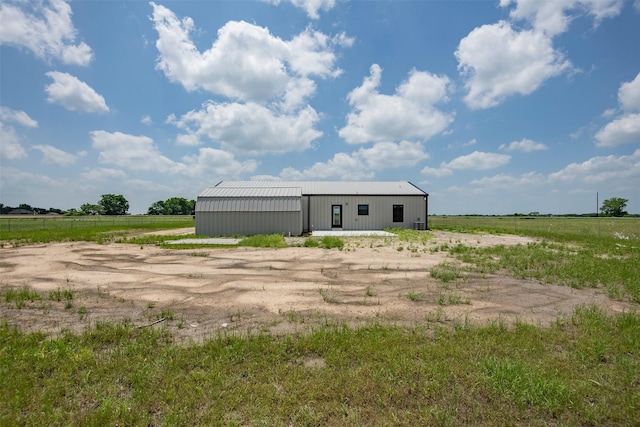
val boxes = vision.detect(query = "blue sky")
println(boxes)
[1,0,639,215]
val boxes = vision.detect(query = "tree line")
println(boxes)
[0,196,631,217]
[1,195,196,216]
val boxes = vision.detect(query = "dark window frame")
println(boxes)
[393,204,404,222]
[357,204,369,216]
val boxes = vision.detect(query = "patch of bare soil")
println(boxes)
[0,231,634,342]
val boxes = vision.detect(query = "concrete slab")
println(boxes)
[166,238,241,245]
[311,230,396,237]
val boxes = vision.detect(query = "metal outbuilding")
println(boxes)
[195,181,428,236]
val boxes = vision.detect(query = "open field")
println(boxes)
[0,215,194,244]
[429,215,640,241]
[1,219,639,425]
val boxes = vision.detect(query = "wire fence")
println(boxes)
[428,216,640,241]
[0,215,194,233]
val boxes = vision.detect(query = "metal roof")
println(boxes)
[198,186,301,198]
[196,186,302,212]
[211,181,426,196]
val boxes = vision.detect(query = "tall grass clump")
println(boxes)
[319,236,344,250]
[430,262,462,282]
[304,236,344,250]
[238,234,288,248]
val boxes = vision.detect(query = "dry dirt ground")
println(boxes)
[0,229,633,342]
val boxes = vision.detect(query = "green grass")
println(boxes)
[446,240,640,302]
[387,227,432,244]
[238,234,288,248]
[1,306,638,425]
[304,236,345,250]
[4,287,75,309]
[430,262,462,283]
[0,216,194,245]
[2,216,640,424]
[430,216,640,243]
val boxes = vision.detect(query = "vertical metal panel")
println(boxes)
[307,195,426,231]
[196,211,302,236]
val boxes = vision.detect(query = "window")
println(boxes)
[393,205,404,222]
[358,204,369,216]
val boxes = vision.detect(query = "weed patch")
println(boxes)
[430,262,462,283]
[447,241,640,301]
[3,287,75,309]
[238,234,288,248]
[304,236,344,250]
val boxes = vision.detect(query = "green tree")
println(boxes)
[601,197,628,217]
[147,201,165,215]
[147,197,195,215]
[80,203,103,215]
[64,208,83,216]
[98,194,129,215]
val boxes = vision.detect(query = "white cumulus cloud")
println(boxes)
[470,171,545,187]
[0,122,27,160]
[178,148,259,178]
[279,140,429,180]
[357,140,429,170]
[150,2,350,111]
[261,0,337,19]
[281,152,372,181]
[595,113,640,147]
[0,0,93,65]
[339,64,453,144]
[548,149,640,184]
[500,0,623,36]
[32,144,84,166]
[421,166,453,178]
[0,107,38,160]
[445,151,511,170]
[422,151,511,177]
[456,21,571,109]
[595,73,640,147]
[619,72,640,112]
[171,101,322,156]
[0,107,38,128]
[499,138,549,152]
[81,168,127,181]
[45,72,109,113]
[90,130,175,171]
[89,130,258,181]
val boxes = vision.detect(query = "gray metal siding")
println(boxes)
[196,197,300,212]
[196,211,302,236]
[307,195,426,231]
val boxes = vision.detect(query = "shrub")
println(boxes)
[320,236,344,250]
[238,234,287,248]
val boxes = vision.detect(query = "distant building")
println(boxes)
[195,181,428,236]
[7,209,34,215]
